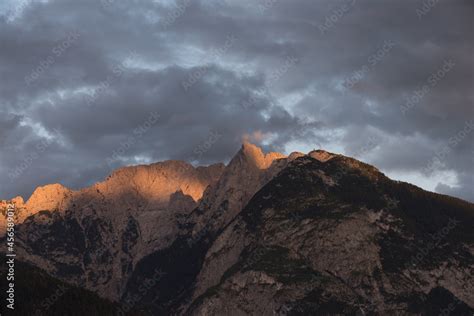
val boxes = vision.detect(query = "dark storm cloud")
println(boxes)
[0,0,472,202]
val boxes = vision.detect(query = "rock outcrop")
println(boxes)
[25,183,73,213]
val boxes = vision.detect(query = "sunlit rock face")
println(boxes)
[25,183,73,213]
[308,149,336,162]
[0,184,73,234]
[2,160,224,300]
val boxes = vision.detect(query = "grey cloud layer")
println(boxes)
[0,0,472,202]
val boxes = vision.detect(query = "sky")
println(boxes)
[0,0,472,202]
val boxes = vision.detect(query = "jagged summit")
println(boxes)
[0,159,225,237]
[191,142,292,234]
[25,183,72,212]
[0,143,383,231]
[5,143,298,207]
[96,159,224,203]
[0,143,366,228]
[239,142,286,169]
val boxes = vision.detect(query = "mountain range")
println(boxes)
[1,142,473,315]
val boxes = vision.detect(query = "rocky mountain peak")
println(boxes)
[25,183,72,212]
[192,143,290,234]
[308,149,337,162]
[239,142,286,170]
[10,196,25,206]
[0,160,224,241]
[186,148,474,315]
[99,160,224,204]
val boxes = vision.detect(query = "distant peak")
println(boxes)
[241,141,264,157]
[240,142,286,169]
[26,183,72,211]
[308,150,336,162]
[28,183,71,197]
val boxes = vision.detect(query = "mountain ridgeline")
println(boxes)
[1,143,473,315]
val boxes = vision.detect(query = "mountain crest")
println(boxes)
[239,142,286,169]
[25,183,72,212]
[308,149,336,162]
